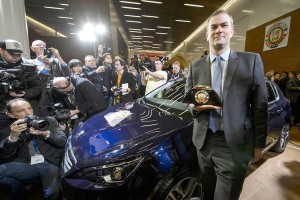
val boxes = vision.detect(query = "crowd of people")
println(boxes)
[0,38,185,199]
[265,70,300,126]
[0,9,299,200]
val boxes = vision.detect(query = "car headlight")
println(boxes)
[73,156,144,187]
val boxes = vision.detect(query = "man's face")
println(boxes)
[274,74,280,80]
[155,61,162,71]
[71,65,82,74]
[104,55,112,64]
[7,101,33,120]
[206,13,234,52]
[114,61,123,72]
[172,64,180,73]
[85,56,96,68]
[31,42,45,55]
[0,49,22,64]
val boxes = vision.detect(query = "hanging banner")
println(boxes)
[263,16,291,51]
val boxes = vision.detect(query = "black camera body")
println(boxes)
[44,48,52,58]
[0,64,37,95]
[24,115,50,131]
[48,103,71,122]
[138,61,155,72]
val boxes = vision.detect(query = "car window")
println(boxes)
[266,82,278,102]
[143,80,192,119]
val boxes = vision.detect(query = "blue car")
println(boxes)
[61,79,291,200]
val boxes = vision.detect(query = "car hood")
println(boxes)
[67,100,192,169]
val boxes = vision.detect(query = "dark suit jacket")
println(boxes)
[112,71,135,103]
[185,50,268,162]
[285,77,300,103]
[71,77,107,117]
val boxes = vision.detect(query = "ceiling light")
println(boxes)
[120,1,141,4]
[175,20,191,23]
[184,4,204,8]
[143,45,152,47]
[143,36,154,38]
[143,28,156,31]
[134,45,143,47]
[143,41,153,43]
[242,10,254,13]
[43,6,65,10]
[58,16,73,19]
[129,28,142,31]
[131,35,142,37]
[142,15,159,18]
[67,23,75,25]
[141,0,163,4]
[164,41,173,43]
[121,6,141,10]
[126,20,142,23]
[69,33,78,34]
[133,41,142,43]
[156,32,167,35]
[59,3,69,6]
[157,26,171,29]
[132,37,142,39]
[124,15,141,18]
[129,31,142,33]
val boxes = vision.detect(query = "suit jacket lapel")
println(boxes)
[223,50,238,102]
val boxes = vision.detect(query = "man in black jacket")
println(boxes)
[0,39,43,131]
[52,76,107,119]
[0,98,67,199]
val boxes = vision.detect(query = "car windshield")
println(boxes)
[142,79,192,119]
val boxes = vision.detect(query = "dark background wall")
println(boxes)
[245,8,300,73]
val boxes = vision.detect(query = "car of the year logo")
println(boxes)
[61,78,291,200]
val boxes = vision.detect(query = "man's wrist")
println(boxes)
[8,135,19,142]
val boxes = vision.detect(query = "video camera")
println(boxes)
[0,64,37,95]
[23,115,50,131]
[138,60,155,72]
[48,103,71,122]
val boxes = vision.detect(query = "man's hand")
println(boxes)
[9,91,26,98]
[10,119,27,140]
[189,104,221,112]
[96,66,105,73]
[30,128,51,138]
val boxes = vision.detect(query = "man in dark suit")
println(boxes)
[185,10,268,200]
[52,76,107,119]
[111,59,135,104]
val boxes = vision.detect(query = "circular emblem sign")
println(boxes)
[265,21,288,49]
[194,90,209,104]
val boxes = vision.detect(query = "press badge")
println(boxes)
[31,154,45,165]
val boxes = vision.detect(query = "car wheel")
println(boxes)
[272,123,290,153]
[151,168,203,200]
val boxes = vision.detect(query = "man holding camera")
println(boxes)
[0,98,67,199]
[0,39,43,121]
[142,59,167,95]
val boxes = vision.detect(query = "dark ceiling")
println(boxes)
[25,0,226,53]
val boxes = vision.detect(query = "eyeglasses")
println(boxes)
[54,81,71,91]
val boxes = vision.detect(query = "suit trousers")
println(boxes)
[197,130,248,200]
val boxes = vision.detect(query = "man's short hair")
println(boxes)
[69,59,82,69]
[113,58,126,67]
[0,39,24,54]
[207,10,234,30]
[6,98,29,113]
[173,61,181,67]
[102,53,111,60]
[31,40,46,48]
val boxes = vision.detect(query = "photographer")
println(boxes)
[30,40,70,77]
[142,59,167,95]
[0,39,43,116]
[0,98,67,200]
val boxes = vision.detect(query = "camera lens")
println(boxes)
[29,120,49,131]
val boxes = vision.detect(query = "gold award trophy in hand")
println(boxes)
[183,85,222,107]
